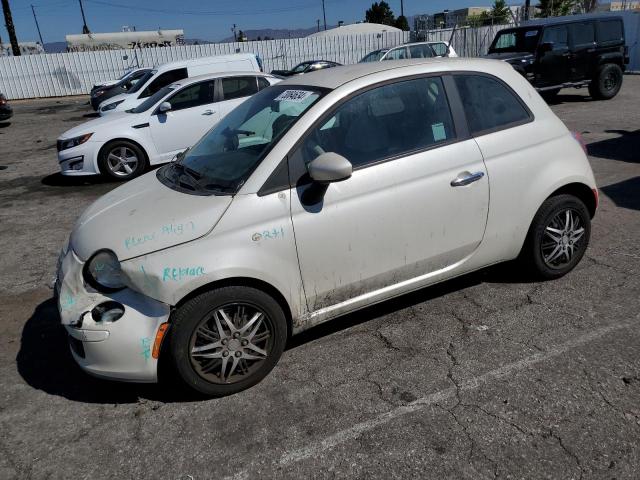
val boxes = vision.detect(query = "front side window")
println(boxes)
[431,42,448,56]
[140,68,188,98]
[221,76,259,100]
[293,76,455,171]
[167,80,215,111]
[384,47,409,60]
[409,44,434,59]
[360,49,388,63]
[161,85,325,194]
[454,74,530,135]
[542,25,569,49]
[490,28,541,53]
[572,22,595,46]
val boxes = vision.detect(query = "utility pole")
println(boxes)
[30,4,45,51]
[321,0,327,30]
[400,0,404,18]
[78,0,90,34]
[524,0,530,21]
[1,0,20,56]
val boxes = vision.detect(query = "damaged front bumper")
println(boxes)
[56,246,170,383]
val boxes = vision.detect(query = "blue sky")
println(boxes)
[4,0,492,43]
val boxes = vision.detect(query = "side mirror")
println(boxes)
[308,152,352,183]
[540,42,554,53]
[158,101,172,113]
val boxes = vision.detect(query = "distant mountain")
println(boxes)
[43,42,67,53]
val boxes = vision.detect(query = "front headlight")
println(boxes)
[101,100,124,111]
[57,133,93,152]
[84,250,126,292]
[93,89,106,97]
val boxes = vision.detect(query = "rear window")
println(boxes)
[454,74,531,135]
[598,20,623,43]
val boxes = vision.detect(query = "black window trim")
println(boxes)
[451,71,535,138]
[258,72,467,196]
[220,75,261,101]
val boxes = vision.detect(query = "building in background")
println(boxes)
[307,22,402,38]
[1,42,44,56]
[609,1,640,10]
[66,29,185,52]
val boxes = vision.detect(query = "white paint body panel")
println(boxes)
[57,58,597,382]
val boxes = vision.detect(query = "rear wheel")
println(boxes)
[168,286,288,397]
[98,140,147,180]
[540,88,561,102]
[588,63,623,100]
[521,195,591,279]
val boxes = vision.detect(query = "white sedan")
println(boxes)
[57,72,280,180]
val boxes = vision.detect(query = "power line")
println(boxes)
[30,4,45,49]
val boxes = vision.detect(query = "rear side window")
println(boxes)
[221,76,259,100]
[409,44,434,58]
[257,77,271,90]
[141,68,188,98]
[455,74,531,135]
[598,20,623,43]
[572,22,595,47]
[430,42,448,56]
[292,76,455,170]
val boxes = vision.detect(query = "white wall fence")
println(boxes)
[0,32,410,100]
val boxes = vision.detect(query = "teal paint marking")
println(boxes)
[140,337,151,361]
[60,292,75,310]
[162,266,205,282]
[124,221,197,250]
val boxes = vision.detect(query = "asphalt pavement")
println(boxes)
[0,78,639,479]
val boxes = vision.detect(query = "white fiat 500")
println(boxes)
[56,58,597,397]
[57,72,280,180]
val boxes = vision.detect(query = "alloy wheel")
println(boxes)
[189,303,273,384]
[106,146,139,177]
[541,209,586,269]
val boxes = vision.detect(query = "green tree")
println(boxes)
[365,1,396,26]
[537,0,575,17]
[395,15,409,31]
[489,0,511,23]
[466,13,485,27]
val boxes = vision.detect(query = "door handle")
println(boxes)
[450,171,484,187]
[202,110,215,116]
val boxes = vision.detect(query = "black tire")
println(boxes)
[588,63,623,100]
[541,88,561,102]
[98,140,148,180]
[168,286,288,397]
[521,194,591,280]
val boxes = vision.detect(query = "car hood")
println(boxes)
[484,51,534,62]
[94,79,119,89]
[58,111,139,140]
[70,171,233,262]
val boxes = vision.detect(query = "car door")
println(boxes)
[149,79,220,162]
[216,76,260,119]
[538,25,570,87]
[569,21,597,82]
[288,75,489,312]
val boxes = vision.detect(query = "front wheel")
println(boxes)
[521,195,591,280]
[98,140,147,180]
[588,63,623,100]
[168,286,288,397]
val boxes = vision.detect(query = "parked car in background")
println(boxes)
[271,60,341,76]
[98,53,264,115]
[0,93,12,121]
[91,67,148,91]
[359,41,457,63]
[58,72,280,180]
[90,68,152,111]
[486,16,627,100]
[56,58,597,397]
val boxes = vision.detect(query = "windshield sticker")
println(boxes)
[525,30,538,37]
[431,123,446,142]
[274,90,314,102]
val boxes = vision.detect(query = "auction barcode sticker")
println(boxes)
[274,90,314,102]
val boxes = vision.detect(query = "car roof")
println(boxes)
[154,53,257,72]
[517,14,623,28]
[276,57,506,90]
[167,71,276,89]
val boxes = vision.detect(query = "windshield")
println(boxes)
[160,85,325,195]
[291,62,311,73]
[359,49,388,63]
[129,85,175,114]
[128,69,156,94]
[489,28,541,54]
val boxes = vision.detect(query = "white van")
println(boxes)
[98,53,263,115]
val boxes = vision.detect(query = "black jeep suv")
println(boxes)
[486,16,627,100]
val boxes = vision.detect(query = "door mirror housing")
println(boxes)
[540,41,554,53]
[158,101,172,113]
[307,152,353,183]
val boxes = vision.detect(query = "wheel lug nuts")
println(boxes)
[221,339,228,345]
[222,351,229,357]
[233,332,240,338]
[241,340,248,346]
[235,351,242,357]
